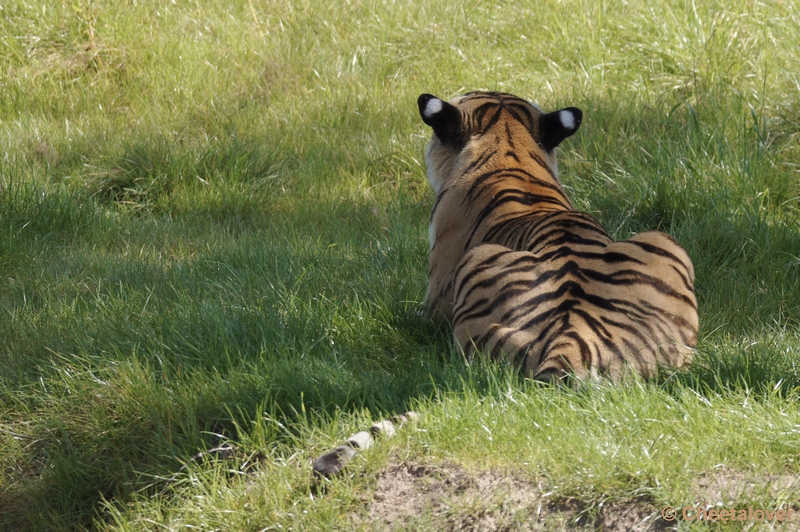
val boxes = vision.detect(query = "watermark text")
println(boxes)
[662,505,794,523]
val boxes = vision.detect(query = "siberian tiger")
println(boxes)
[312,90,698,478]
[421,91,698,382]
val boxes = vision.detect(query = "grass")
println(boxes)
[1,0,799,529]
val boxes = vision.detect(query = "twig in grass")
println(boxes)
[247,0,260,26]
[177,445,238,474]
[83,3,104,69]
[0,428,35,440]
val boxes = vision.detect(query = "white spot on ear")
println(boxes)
[559,110,575,130]
[424,98,443,118]
[428,220,437,250]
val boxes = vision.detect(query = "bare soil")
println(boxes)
[694,468,800,506]
[358,462,800,531]
[363,461,668,531]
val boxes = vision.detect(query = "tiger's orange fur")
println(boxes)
[420,91,698,382]
[309,91,700,479]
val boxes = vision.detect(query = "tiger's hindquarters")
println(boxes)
[529,337,593,383]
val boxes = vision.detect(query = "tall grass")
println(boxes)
[1,0,799,529]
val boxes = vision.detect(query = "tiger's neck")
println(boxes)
[426,127,574,318]
[453,128,574,244]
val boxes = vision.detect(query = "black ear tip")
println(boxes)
[556,108,582,131]
[417,94,433,115]
[418,94,445,120]
[569,107,583,126]
[562,107,582,128]
[418,94,435,107]
[540,107,583,151]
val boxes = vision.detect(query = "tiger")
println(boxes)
[312,90,698,478]
[312,411,418,478]
[421,90,698,382]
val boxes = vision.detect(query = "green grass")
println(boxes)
[1,0,799,529]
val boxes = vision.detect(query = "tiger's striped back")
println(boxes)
[419,91,698,382]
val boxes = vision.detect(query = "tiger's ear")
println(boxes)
[418,94,461,143]
[539,107,582,152]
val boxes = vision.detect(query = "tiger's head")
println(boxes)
[417,91,582,193]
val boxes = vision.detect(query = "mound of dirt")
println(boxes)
[694,468,800,506]
[364,462,665,531]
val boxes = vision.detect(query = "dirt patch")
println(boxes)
[361,463,800,531]
[694,468,800,506]
[364,462,667,531]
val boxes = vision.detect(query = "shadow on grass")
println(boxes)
[666,335,800,398]
[0,333,489,531]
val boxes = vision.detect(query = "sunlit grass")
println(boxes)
[1,0,799,529]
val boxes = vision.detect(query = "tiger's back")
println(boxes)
[310,90,699,478]
[419,91,698,382]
